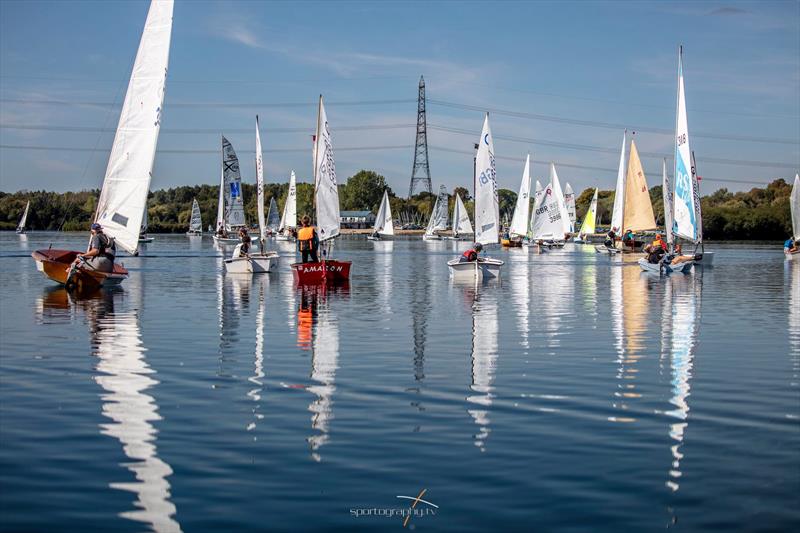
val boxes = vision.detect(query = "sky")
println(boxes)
[0,0,798,196]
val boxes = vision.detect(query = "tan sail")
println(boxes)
[622,139,656,232]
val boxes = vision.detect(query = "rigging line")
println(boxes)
[0,123,416,134]
[427,99,799,145]
[428,124,799,169]
[0,97,416,108]
[0,74,416,84]
[0,143,413,154]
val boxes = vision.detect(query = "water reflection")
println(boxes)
[609,264,649,422]
[787,262,799,408]
[409,249,432,383]
[509,251,531,350]
[538,262,574,349]
[297,284,348,462]
[662,273,702,493]
[247,277,268,434]
[36,287,182,532]
[463,284,500,452]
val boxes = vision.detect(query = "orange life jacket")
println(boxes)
[462,249,478,261]
[298,226,316,251]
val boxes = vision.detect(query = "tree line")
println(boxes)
[1,171,794,240]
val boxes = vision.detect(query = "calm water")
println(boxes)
[1,233,798,532]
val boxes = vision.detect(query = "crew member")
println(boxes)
[72,223,115,273]
[297,215,319,263]
[238,227,251,255]
[668,243,695,265]
[459,243,483,262]
[785,237,798,254]
[605,228,616,248]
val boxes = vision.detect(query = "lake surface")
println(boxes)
[1,233,798,532]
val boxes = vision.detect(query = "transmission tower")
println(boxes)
[408,76,432,197]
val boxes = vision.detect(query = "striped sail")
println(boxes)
[673,47,698,242]
[189,199,202,232]
[94,0,173,255]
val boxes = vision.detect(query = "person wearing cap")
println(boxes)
[72,223,116,273]
[460,243,483,263]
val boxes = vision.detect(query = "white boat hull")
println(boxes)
[138,237,154,243]
[213,235,240,245]
[423,234,441,241]
[276,234,293,242]
[786,250,800,260]
[224,255,274,274]
[447,258,504,280]
[595,245,621,255]
[638,258,693,274]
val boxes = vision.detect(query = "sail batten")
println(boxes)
[94,0,174,255]
[509,154,531,238]
[474,114,499,245]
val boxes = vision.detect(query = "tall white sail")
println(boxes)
[610,130,627,233]
[424,195,442,237]
[509,154,531,238]
[313,96,340,242]
[564,182,576,230]
[474,114,499,245]
[792,174,800,242]
[673,47,698,243]
[549,163,572,237]
[532,182,560,240]
[528,180,544,239]
[373,190,394,236]
[189,198,202,232]
[431,185,449,232]
[580,188,598,237]
[215,167,224,230]
[222,136,246,229]
[255,116,266,241]
[453,193,473,237]
[17,201,29,232]
[94,0,173,255]
[279,171,297,232]
[663,159,674,246]
[690,152,704,243]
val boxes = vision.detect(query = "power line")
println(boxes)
[0,97,416,108]
[0,123,415,134]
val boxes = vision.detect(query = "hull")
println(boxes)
[213,235,240,245]
[32,249,128,291]
[138,236,154,243]
[595,245,622,255]
[446,258,504,280]
[224,255,273,274]
[291,259,352,284]
[186,230,202,237]
[276,234,294,242]
[422,233,441,241]
[695,251,715,266]
[786,249,800,260]
[637,258,693,274]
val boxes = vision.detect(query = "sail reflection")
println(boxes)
[662,273,702,492]
[464,284,500,451]
[787,262,799,410]
[609,263,649,422]
[509,252,531,350]
[538,262,574,348]
[247,277,268,434]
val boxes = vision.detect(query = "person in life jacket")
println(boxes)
[238,227,251,255]
[666,243,694,265]
[72,223,116,273]
[297,215,319,263]
[644,234,667,264]
[459,242,483,263]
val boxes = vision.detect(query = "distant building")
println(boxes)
[340,210,375,229]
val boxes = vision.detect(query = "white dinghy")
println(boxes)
[596,131,628,255]
[225,116,276,273]
[186,198,202,236]
[574,188,598,243]
[213,136,247,245]
[448,114,504,280]
[367,190,394,240]
[788,173,800,259]
[423,186,448,241]
[448,192,474,240]
[16,201,29,234]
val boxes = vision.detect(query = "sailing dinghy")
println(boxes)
[186,198,202,236]
[564,182,576,232]
[138,205,154,243]
[32,0,173,291]
[788,173,800,259]
[617,138,656,252]
[213,136,247,245]
[16,201,29,234]
[447,114,503,280]
[596,131,628,254]
[276,171,297,241]
[266,197,280,235]
[574,188,598,243]
[291,96,351,284]
[224,116,276,273]
[449,192,474,240]
[367,190,393,240]
[423,186,448,240]
[503,154,531,247]
[530,163,571,249]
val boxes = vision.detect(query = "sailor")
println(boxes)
[650,233,667,251]
[72,223,115,273]
[238,227,251,256]
[297,215,319,263]
[216,222,226,238]
[604,228,616,248]
[667,243,694,265]
[785,237,798,254]
[459,243,483,263]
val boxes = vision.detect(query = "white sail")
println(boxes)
[279,171,297,232]
[141,203,149,234]
[215,167,224,230]
[610,130,627,233]
[373,190,394,236]
[580,188,598,236]
[17,201,29,232]
[792,174,800,242]
[509,154,531,238]
[528,180,544,238]
[266,197,280,231]
[564,182,576,230]
[453,193,473,237]
[691,151,703,243]
[222,136,246,229]
[189,198,202,232]
[255,116,266,241]
[424,195,441,237]
[673,47,698,243]
[546,163,572,238]
[94,0,173,255]
[431,185,449,232]
[663,159,674,246]
[532,182,559,240]
[474,114,499,245]
[313,96,340,241]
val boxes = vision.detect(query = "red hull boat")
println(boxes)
[291,260,351,284]
[31,249,128,291]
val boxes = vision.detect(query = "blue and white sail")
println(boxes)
[672,46,698,243]
[255,116,266,242]
[474,114,499,245]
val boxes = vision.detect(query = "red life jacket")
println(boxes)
[462,249,477,261]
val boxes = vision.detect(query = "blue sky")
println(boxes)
[0,0,798,195]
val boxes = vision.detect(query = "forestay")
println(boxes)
[474,114,499,245]
[623,140,657,232]
[610,130,627,233]
[94,0,173,255]
[453,193,473,237]
[509,154,531,238]
[373,190,394,236]
[222,136,246,229]
[673,46,698,243]
[313,96,340,242]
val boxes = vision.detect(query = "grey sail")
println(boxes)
[222,136,246,229]
[266,197,281,231]
[189,199,202,232]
